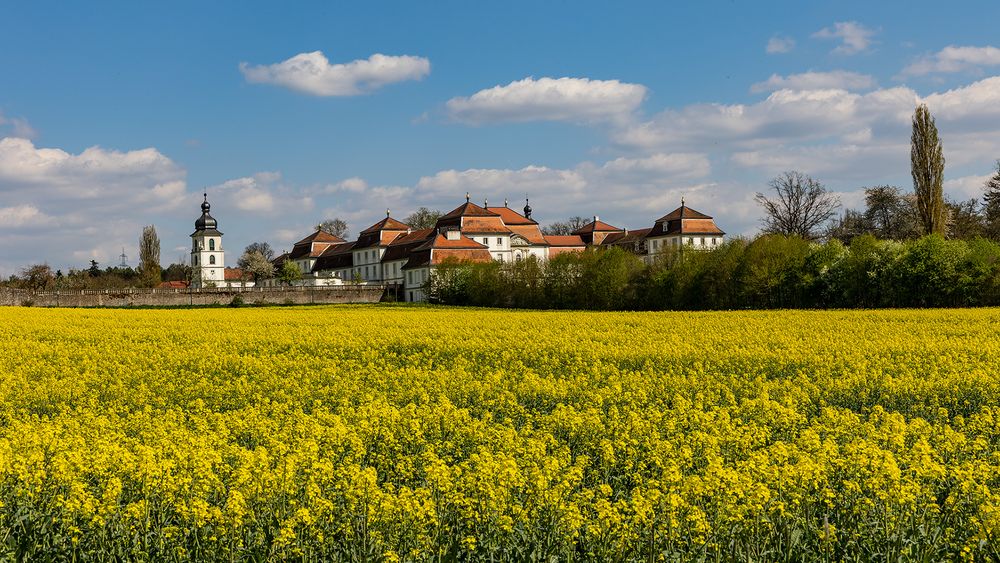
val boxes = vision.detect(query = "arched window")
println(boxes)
[209,255,216,265]
[209,239,215,251]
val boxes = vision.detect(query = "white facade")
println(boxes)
[191,235,225,287]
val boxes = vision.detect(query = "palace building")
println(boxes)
[257,193,725,301]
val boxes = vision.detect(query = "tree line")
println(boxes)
[428,234,1000,310]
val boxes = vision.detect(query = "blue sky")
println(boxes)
[2,0,1000,273]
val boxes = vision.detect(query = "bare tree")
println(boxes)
[316,218,349,239]
[911,104,946,236]
[755,171,840,240]
[138,225,161,286]
[404,207,442,230]
[542,216,589,235]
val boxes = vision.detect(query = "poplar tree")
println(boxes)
[139,225,161,287]
[910,104,946,236]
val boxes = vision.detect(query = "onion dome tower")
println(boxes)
[190,192,225,288]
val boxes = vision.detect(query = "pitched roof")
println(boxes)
[158,280,189,289]
[544,235,587,247]
[647,204,726,237]
[311,241,356,271]
[572,218,623,234]
[360,215,410,234]
[295,230,346,245]
[413,232,488,252]
[508,224,548,245]
[460,217,512,234]
[602,228,653,246]
[486,206,537,225]
[439,200,498,220]
[381,228,434,262]
[224,268,246,281]
[656,204,713,222]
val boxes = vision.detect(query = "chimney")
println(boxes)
[594,215,599,223]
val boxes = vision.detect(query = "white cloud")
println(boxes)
[445,77,647,125]
[944,174,991,200]
[209,171,314,214]
[0,138,190,274]
[0,205,54,229]
[239,51,431,96]
[813,21,877,55]
[766,36,795,54]
[750,70,877,93]
[901,45,1000,77]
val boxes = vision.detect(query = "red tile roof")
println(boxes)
[158,280,189,289]
[439,200,498,220]
[360,216,410,234]
[544,235,587,247]
[294,230,346,245]
[461,217,512,234]
[572,219,623,234]
[414,232,488,252]
[656,204,713,222]
[508,224,548,245]
[224,268,246,281]
[381,228,434,262]
[486,206,536,225]
[602,228,653,246]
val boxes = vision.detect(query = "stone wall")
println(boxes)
[0,285,385,308]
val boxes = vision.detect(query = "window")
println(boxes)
[496,237,502,245]
[209,239,215,251]
[209,255,216,265]
[483,238,488,245]
[687,237,693,245]
[194,256,198,266]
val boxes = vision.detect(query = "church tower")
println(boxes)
[191,192,225,288]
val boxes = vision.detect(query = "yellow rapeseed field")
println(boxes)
[1,305,999,561]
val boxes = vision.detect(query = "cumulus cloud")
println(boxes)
[813,21,878,55]
[750,70,877,93]
[208,171,314,214]
[239,51,431,96]
[445,77,647,125]
[900,45,1000,77]
[0,137,190,273]
[766,36,795,54]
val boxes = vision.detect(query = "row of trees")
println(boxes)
[756,104,1000,243]
[429,234,1000,310]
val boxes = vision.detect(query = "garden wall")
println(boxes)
[0,286,385,308]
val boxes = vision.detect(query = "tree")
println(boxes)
[755,171,840,240]
[863,185,919,240]
[162,263,192,282]
[826,209,871,245]
[983,160,1000,239]
[138,225,162,287]
[316,218,349,239]
[278,261,301,286]
[542,216,589,235]
[238,250,276,283]
[945,198,984,239]
[404,207,442,230]
[243,241,275,261]
[88,260,101,277]
[18,264,55,291]
[911,104,947,236]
